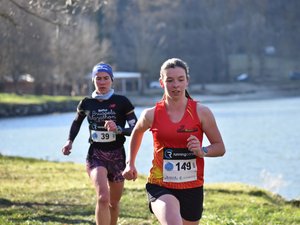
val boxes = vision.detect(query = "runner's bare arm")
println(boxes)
[197,103,225,157]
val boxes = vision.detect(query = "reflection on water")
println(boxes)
[0,96,300,200]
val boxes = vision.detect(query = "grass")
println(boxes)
[0,155,299,225]
[0,93,82,105]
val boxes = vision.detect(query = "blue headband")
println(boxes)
[92,63,114,81]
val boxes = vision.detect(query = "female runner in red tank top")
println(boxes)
[123,58,226,225]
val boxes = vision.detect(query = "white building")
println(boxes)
[113,71,142,94]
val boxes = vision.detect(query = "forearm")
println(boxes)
[117,126,134,136]
[127,131,144,165]
[203,142,225,157]
[119,111,138,136]
[68,113,85,141]
[127,108,151,164]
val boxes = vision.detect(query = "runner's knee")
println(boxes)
[97,194,110,207]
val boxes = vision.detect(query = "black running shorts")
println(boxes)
[146,183,203,221]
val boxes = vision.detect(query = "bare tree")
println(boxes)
[50,16,110,95]
[1,0,109,94]
[2,0,300,95]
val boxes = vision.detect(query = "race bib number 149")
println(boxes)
[163,148,197,183]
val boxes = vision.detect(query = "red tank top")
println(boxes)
[148,99,204,189]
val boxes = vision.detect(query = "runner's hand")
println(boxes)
[104,120,117,132]
[122,164,138,181]
[187,135,204,157]
[62,140,72,155]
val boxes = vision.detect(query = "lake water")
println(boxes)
[1,96,299,200]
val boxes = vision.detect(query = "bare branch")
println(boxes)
[7,0,61,26]
[0,12,18,27]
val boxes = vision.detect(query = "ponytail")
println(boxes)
[185,90,193,100]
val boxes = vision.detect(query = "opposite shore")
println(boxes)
[1,82,299,118]
[133,82,300,103]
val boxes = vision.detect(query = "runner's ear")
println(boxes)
[159,79,164,88]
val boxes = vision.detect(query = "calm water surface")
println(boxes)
[1,96,299,200]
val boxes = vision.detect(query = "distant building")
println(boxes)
[112,72,142,94]
[0,74,35,94]
[228,54,299,82]
[86,71,142,95]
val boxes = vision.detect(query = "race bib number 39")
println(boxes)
[163,148,197,183]
[91,130,116,142]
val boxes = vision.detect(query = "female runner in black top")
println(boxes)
[62,62,137,225]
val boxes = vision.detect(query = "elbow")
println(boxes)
[220,147,226,156]
[216,143,226,157]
